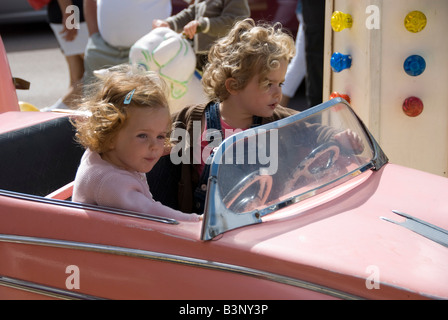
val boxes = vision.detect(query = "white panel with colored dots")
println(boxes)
[323,0,448,177]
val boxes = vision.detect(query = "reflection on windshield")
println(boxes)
[213,103,374,214]
[201,100,388,240]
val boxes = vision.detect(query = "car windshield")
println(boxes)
[201,99,388,240]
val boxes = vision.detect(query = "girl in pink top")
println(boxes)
[72,64,200,222]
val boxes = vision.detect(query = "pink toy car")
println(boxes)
[0,34,447,301]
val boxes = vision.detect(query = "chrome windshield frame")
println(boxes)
[201,98,388,241]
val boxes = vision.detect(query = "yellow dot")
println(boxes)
[404,11,427,33]
[331,11,353,32]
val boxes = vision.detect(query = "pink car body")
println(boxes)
[1,33,447,300]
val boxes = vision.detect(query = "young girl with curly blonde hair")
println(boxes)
[72,64,201,222]
[171,18,297,213]
[171,18,362,214]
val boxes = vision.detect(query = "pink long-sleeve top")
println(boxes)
[72,149,200,222]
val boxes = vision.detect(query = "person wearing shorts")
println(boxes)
[45,0,88,110]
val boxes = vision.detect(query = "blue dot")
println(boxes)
[331,52,352,72]
[403,55,426,76]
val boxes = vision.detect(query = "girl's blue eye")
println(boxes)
[137,134,147,139]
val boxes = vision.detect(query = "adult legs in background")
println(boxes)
[45,0,88,110]
[61,53,84,108]
[301,0,325,108]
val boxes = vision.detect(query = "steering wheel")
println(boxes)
[222,171,273,213]
[285,142,340,190]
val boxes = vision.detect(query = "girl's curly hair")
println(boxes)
[72,64,170,154]
[202,18,295,102]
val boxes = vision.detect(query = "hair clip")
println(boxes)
[124,89,136,105]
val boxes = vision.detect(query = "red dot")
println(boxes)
[402,96,423,117]
[329,92,351,104]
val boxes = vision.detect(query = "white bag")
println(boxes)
[129,27,207,113]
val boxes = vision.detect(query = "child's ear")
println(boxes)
[225,78,238,95]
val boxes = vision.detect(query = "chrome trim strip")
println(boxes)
[0,275,105,300]
[0,189,179,225]
[381,210,448,248]
[0,234,361,300]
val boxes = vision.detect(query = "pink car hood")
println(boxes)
[212,163,448,299]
